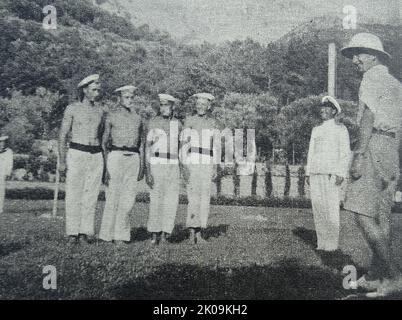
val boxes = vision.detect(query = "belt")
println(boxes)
[111,145,139,153]
[69,142,102,154]
[372,128,396,139]
[190,147,213,157]
[153,152,178,160]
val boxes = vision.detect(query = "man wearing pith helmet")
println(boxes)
[145,93,181,245]
[341,33,402,296]
[306,96,351,253]
[99,85,145,246]
[181,92,219,244]
[59,74,106,245]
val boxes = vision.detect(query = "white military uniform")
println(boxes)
[64,75,104,237]
[99,100,142,242]
[146,116,180,234]
[183,115,217,229]
[66,144,103,236]
[0,146,13,214]
[306,117,351,251]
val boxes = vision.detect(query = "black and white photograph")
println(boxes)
[0,0,402,304]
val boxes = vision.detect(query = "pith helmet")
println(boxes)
[341,33,391,60]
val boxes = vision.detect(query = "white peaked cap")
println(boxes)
[158,94,177,103]
[192,93,215,101]
[77,74,100,88]
[341,33,391,60]
[0,135,9,141]
[115,85,137,93]
[322,96,341,114]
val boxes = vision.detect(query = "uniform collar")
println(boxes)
[0,148,9,154]
[364,64,388,79]
[322,118,336,126]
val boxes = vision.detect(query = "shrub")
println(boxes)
[297,166,306,197]
[215,165,223,196]
[265,162,273,198]
[233,164,240,197]
[5,187,402,213]
[251,165,257,196]
[284,164,291,197]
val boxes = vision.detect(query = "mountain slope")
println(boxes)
[95,0,401,44]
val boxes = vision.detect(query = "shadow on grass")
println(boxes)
[131,227,150,242]
[169,224,229,244]
[292,227,358,272]
[131,224,229,244]
[292,227,317,249]
[0,242,25,257]
[109,258,349,300]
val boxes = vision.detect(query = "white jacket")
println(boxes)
[306,119,351,178]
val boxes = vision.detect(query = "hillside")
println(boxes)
[95,0,401,44]
[1,0,401,103]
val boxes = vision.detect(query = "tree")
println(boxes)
[0,88,61,153]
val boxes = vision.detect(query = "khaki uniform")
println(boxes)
[344,64,402,279]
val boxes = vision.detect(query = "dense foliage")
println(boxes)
[0,0,401,161]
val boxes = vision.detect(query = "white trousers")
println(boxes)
[147,161,179,234]
[310,174,341,251]
[65,149,103,236]
[186,154,214,229]
[99,151,140,242]
[0,176,5,214]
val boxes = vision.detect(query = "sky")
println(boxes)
[97,0,401,43]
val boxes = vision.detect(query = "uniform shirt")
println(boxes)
[0,148,13,177]
[306,119,351,178]
[147,117,181,156]
[358,64,402,133]
[182,115,218,151]
[108,106,142,148]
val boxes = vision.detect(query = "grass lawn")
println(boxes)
[1,200,402,300]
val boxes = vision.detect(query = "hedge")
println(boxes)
[5,187,402,213]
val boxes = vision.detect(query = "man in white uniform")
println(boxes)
[0,136,13,214]
[306,96,351,252]
[99,85,145,245]
[182,93,218,244]
[59,74,105,245]
[146,94,181,245]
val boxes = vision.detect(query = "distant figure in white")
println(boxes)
[306,96,351,252]
[99,85,145,245]
[0,135,13,214]
[58,74,105,245]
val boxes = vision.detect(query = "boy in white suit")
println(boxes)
[306,96,351,252]
[0,136,13,214]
